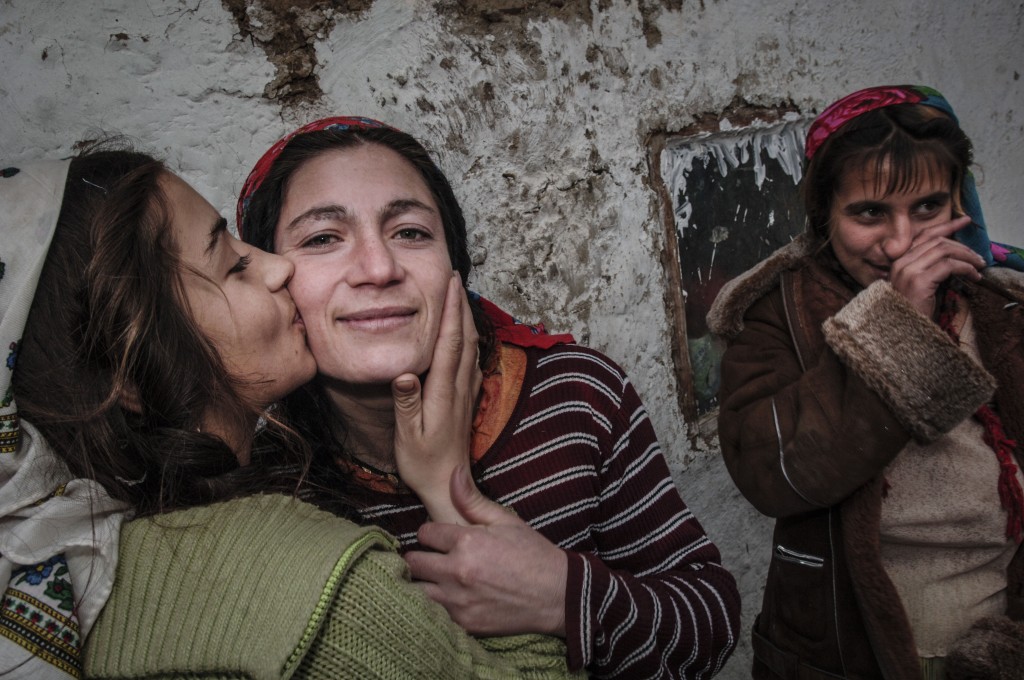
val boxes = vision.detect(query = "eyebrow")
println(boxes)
[206,217,228,256]
[283,199,438,233]
[284,204,350,233]
[842,191,951,214]
[379,198,437,223]
[917,191,952,204]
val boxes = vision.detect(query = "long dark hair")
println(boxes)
[13,144,320,516]
[802,103,973,241]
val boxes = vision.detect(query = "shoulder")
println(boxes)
[515,344,639,421]
[707,234,816,340]
[116,495,394,601]
[525,343,630,388]
[124,493,380,546]
[88,495,395,677]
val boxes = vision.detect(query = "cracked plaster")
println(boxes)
[2,1,1022,674]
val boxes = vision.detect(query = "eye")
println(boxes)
[228,254,251,275]
[395,227,431,241]
[913,200,945,217]
[300,233,339,249]
[854,206,884,222]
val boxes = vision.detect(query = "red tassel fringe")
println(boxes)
[939,289,1024,543]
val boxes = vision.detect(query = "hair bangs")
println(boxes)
[851,142,956,201]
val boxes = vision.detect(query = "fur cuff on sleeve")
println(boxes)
[822,280,995,443]
[947,615,1024,680]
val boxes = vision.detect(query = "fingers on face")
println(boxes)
[893,247,984,294]
[904,231,986,270]
[430,276,464,382]
[442,274,464,346]
[449,284,480,398]
[914,215,973,245]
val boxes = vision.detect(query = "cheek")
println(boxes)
[285,273,337,355]
[831,220,872,255]
[921,205,954,232]
[186,289,228,343]
[286,266,330,319]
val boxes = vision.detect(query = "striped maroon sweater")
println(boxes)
[354,344,739,679]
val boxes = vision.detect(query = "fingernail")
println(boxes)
[394,377,416,394]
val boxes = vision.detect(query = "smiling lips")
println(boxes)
[339,306,416,332]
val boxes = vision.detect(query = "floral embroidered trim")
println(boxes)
[1,555,81,678]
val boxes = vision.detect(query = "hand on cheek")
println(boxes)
[391,273,481,524]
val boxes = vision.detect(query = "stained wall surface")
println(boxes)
[3,1,1022,675]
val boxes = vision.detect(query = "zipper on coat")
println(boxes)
[828,507,848,677]
[774,544,824,568]
[772,398,822,507]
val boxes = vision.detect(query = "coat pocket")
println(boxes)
[774,544,824,568]
[763,541,829,644]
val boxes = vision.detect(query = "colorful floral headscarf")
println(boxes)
[805,85,1024,271]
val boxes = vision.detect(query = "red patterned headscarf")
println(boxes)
[235,116,391,232]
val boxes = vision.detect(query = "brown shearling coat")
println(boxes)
[708,236,1024,679]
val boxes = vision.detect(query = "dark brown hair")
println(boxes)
[802,104,973,241]
[13,144,319,516]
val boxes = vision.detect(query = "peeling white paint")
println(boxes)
[663,119,809,235]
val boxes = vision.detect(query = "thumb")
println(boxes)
[450,463,517,526]
[391,374,423,424]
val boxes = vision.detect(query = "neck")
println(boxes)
[322,380,397,471]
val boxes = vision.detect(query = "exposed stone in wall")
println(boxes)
[433,0,687,48]
[636,0,682,47]
[432,0,688,56]
[220,0,374,106]
[435,0,594,37]
[221,0,692,107]
[675,95,800,135]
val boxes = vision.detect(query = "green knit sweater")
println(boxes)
[84,494,580,679]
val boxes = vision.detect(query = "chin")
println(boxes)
[354,349,431,379]
[344,360,431,386]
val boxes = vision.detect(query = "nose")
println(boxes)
[261,249,295,291]
[881,215,914,260]
[347,234,403,286]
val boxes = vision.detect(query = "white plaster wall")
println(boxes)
[2,1,1022,675]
